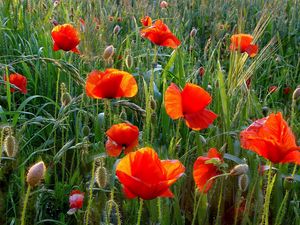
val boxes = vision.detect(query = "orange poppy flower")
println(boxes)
[116,147,185,200]
[105,123,139,157]
[164,83,217,130]
[3,73,27,94]
[85,69,138,99]
[230,34,258,57]
[240,112,300,164]
[140,20,181,49]
[193,148,223,193]
[141,16,152,27]
[51,23,80,54]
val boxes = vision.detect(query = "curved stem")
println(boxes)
[21,186,31,225]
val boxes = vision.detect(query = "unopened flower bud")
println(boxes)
[26,161,46,187]
[103,45,115,60]
[230,164,249,176]
[283,176,294,191]
[95,166,108,188]
[292,87,300,100]
[81,125,90,137]
[125,54,133,68]
[238,174,249,192]
[150,96,157,111]
[262,106,269,117]
[199,67,205,77]
[113,25,121,35]
[3,133,18,157]
[61,92,72,106]
[160,1,168,8]
[190,27,197,37]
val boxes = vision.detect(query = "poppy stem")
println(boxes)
[136,198,144,225]
[157,198,162,222]
[20,185,31,225]
[85,160,96,225]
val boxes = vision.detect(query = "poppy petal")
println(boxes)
[245,44,258,57]
[161,160,185,185]
[207,148,222,159]
[164,83,183,119]
[159,188,174,198]
[105,139,123,157]
[184,109,217,130]
[281,151,300,165]
[71,47,80,54]
[181,83,212,114]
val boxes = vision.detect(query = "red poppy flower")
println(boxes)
[193,148,223,193]
[230,34,258,57]
[198,67,205,77]
[283,87,291,95]
[85,69,138,99]
[141,16,152,27]
[268,85,277,93]
[116,147,185,200]
[164,83,217,130]
[68,190,84,214]
[240,112,300,164]
[3,73,27,94]
[140,20,181,49]
[51,23,80,54]
[105,123,139,157]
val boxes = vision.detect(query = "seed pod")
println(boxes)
[61,92,72,106]
[113,25,121,35]
[125,54,133,68]
[238,174,249,192]
[3,134,18,157]
[230,164,249,176]
[292,87,300,100]
[103,45,115,60]
[283,176,294,191]
[190,27,197,37]
[26,161,46,187]
[95,166,108,188]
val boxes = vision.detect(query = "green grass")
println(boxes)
[0,0,300,224]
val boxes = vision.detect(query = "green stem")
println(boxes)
[274,190,289,225]
[20,186,31,225]
[85,160,96,225]
[157,198,162,222]
[136,198,144,225]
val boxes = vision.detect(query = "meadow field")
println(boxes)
[0,0,299,224]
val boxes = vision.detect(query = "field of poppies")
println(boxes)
[0,0,299,225]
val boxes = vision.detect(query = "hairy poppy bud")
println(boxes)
[283,176,294,191]
[238,174,249,192]
[81,125,90,137]
[26,161,46,187]
[125,54,133,68]
[103,45,115,60]
[113,25,121,35]
[230,164,249,176]
[262,106,269,116]
[292,87,300,100]
[95,166,108,188]
[3,133,18,157]
[61,92,72,106]
[160,1,168,8]
[190,27,197,37]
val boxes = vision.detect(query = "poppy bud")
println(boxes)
[150,96,157,111]
[26,161,46,187]
[61,92,72,106]
[238,174,249,192]
[81,125,90,137]
[53,1,59,8]
[113,25,121,35]
[230,164,249,176]
[268,85,277,93]
[283,87,291,95]
[125,54,133,68]
[262,106,269,116]
[199,67,205,77]
[160,1,168,8]
[292,87,300,100]
[3,133,18,157]
[190,27,197,37]
[283,176,294,191]
[103,45,115,60]
[95,166,108,188]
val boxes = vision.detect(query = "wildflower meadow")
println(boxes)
[0,0,299,224]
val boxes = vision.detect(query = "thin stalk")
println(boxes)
[157,198,162,223]
[136,198,144,225]
[20,186,31,225]
[85,160,96,225]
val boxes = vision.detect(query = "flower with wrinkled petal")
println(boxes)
[230,34,258,57]
[141,20,180,49]
[193,148,223,193]
[164,83,217,130]
[3,73,27,94]
[85,69,138,99]
[68,190,84,214]
[51,23,80,54]
[240,112,300,164]
[105,123,139,157]
[116,147,185,200]
[141,16,152,27]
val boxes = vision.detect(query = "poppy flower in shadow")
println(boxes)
[230,34,258,57]
[193,148,223,193]
[164,83,217,130]
[240,112,300,165]
[106,123,139,157]
[51,23,80,54]
[116,147,185,200]
[67,190,84,215]
[3,73,27,94]
[140,20,181,49]
[141,16,152,27]
[85,69,138,99]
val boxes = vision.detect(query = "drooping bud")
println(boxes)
[125,54,133,69]
[283,176,294,191]
[230,164,249,176]
[292,87,300,100]
[26,161,46,187]
[190,27,197,37]
[113,25,121,35]
[103,45,115,60]
[3,133,18,157]
[160,1,168,8]
[238,174,249,192]
[262,106,269,117]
